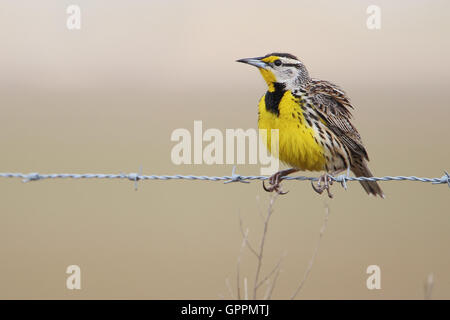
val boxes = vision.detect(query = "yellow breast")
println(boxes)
[258,90,326,171]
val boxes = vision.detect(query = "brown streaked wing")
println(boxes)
[306,79,369,160]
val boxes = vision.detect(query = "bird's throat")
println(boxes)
[258,68,277,90]
[264,82,285,116]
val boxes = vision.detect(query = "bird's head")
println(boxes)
[237,53,310,91]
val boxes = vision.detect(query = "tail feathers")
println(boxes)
[351,161,385,198]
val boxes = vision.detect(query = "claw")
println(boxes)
[262,180,289,195]
[327,188,333,198]
[311,174,334,198]
[311,180,323,194]
[262,170,294,195]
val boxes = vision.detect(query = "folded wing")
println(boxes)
[306,79,369,161]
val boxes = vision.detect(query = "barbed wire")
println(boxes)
[0,167,448,190]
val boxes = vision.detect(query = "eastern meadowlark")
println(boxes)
[237,53,384,198]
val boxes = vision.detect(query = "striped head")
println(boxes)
[237,53,310,91]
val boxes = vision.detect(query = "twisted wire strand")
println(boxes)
[0,169,448,188]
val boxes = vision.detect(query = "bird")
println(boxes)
[237,53,384,198]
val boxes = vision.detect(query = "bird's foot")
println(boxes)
[311,173,334,198]
[262,169,298,195]
[263,171,288,195]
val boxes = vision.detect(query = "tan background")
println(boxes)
[0,0,449,299]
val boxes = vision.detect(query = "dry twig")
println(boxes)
[253,193,278,299]
[291,203,330,299]
[424,273,434,300]
[236,228,249,300]
[233,193,284,299]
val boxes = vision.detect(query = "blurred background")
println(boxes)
[0,0,449,299]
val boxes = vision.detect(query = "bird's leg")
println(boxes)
[311,170,344,198]
[263,168,299,195]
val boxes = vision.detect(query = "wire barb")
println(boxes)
[224,166,250,184]
[433,171,450,188]
[334,174,347,190]
[125,165,143,191]
[23,173,41,183]
[333,168,351,190]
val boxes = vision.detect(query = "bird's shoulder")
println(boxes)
[304,79,353,117]
[297,79,369,160]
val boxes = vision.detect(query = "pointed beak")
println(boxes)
[236,57,268,69]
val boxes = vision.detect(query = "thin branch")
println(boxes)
[244,277,249,300]
[424,273,434,300]
[253,193,278,299]
[225,277,235,299]
[264,265,282,300]
[255,195,265,221]
[291,203,330,300]
[236,228,249,300]
[255,251,286,290]
[239,213,259,259]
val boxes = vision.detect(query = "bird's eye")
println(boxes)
[274,60,282,66]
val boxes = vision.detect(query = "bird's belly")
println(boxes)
[258,98,326,171]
